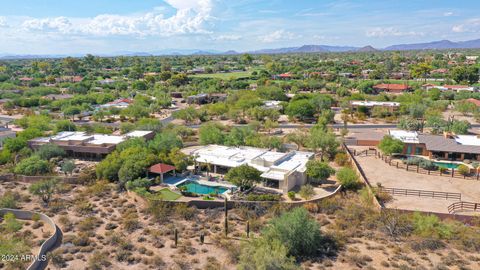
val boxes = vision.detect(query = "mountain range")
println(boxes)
[2,38,480,59]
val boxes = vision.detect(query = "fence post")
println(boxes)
[389,159,392,165]
[353,149,356,156]
[428,169,430,175]
[440,169,442,176]
[416,165,419,173]
[452,169,454,178]
[174,228,178,247]
[396,162,399,168]
[406,164,409,171]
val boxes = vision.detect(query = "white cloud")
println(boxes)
[22,17,72,33]
[0,17,8,28]
[212,34,241,41]
[443,11,454,17]
[259,30,299,43]
[366,27,424,37]
[19,0,215,37]
[452,18,480,33]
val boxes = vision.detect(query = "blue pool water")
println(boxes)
[433,162,460,169]
[178,181,228,195]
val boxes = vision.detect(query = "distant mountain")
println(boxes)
[357,45,378,52]
[223,50,239,55]
[384,39,480,51]
[4,38,480,59]
[248,44,358,54]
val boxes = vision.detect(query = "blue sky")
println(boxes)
[0,0,479,54]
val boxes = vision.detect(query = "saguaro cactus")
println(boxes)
[246,220,250,238]
[224,197,228,237]
[174,228,178,247]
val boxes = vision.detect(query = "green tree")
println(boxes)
[148,132,183,154]
[306,160,335,184]
[199,122,225,145]
[225,164,261,191]
[308,129,339,160]
[378,135,404,155]
[410,62,432,82]
[285,99,315,121]
[262,207,329,257]
[14,155,51,176]
[37,143,66,160]
[55,120,77,132]
[449,120,471,135]
[29,178,59,205]
[336,167,361,190]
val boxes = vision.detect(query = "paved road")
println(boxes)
[74,119,480,130]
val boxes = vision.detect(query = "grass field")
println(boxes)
[189,71,252,79]
[154,188,182,201]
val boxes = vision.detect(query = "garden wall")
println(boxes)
[128,185,342,210]
[0,208,62,270]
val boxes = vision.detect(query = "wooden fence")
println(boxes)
[379,187,461,201]
[374,153,480,181]
[448,201,480,214]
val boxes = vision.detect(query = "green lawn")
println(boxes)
[189,71,252,79]
[154,188,182,201]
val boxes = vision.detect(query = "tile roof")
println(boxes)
[149,163,176,174]
[373,84,410,91]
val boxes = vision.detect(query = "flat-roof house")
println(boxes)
[350,100,400,113]
[190,145,314,193]
[437,85,476,92]
[28,130,154,159]
[373,84,411,94]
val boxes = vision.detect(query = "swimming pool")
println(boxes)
[177,181,228,195]
[433,162,460,169]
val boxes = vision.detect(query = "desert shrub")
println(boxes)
[336,167,361,190]
[298,184,315,200]
[0,191,19,208]
[174,204,197,220]
[14,155,51,176]
[262,207,336,258]
[37,143,66,160]
[457,164,470,176]
[1,212,23,232]
[125,178,151,191]
[410,238,446,251]
[238,238,298,270]
[287,191,296,200]
[77,167,97,185]
[334,152,349,166]
[88,251,111,270]
[412,213,453,239]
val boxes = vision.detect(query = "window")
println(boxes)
[415,147,423,155]
[406,145,412,155]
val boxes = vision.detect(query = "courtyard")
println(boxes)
[350,146,480,214]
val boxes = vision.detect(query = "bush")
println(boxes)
[262,207,336,257]
[299,184,315,200]
[14,155,51,176]
[287,191,296,200]
[412,213,453,239]
[0,191,19,208]
[457,164,470,176]
[334,152,349,166]
[336,167,361,190]
[306,160,335,184]
[37,143,66,160]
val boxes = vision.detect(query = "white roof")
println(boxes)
[126,130,152,137]
[351,101,400,107]
[454,135,480,146]
[31,130,151,146]
[389,130,419,144]
[192,145,313,181]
